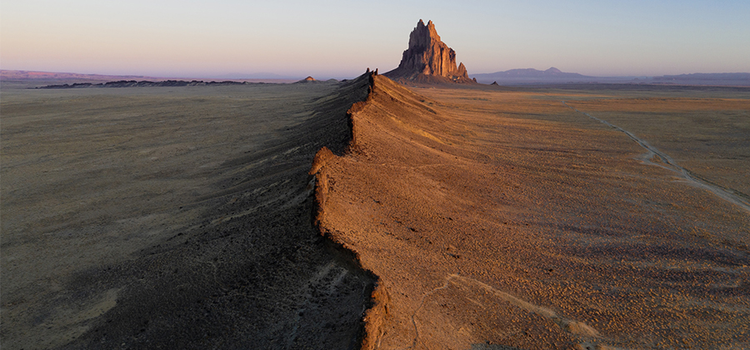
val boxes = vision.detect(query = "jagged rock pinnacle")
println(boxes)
[385,19,473,83]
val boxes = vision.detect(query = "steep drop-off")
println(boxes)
[310,72,750,349]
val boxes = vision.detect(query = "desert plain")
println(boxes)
[1,74,749,349]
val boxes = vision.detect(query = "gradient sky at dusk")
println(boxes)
[2,0,749,79]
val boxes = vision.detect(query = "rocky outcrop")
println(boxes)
[385,20,474,84]
[294,76,320,84]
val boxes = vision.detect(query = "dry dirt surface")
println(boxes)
[1,77,375,349]
[312,74,750,349]
[3,72,749,350]
[562,97,750,204]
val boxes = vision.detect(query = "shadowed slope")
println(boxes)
[2,74,375,349]
[311,73,750,349]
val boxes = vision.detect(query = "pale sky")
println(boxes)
[2,0,749,79]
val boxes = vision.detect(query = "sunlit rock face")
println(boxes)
[385,19,473,83]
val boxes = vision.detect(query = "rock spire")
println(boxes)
[385,19,473,83]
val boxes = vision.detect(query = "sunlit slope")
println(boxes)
[312,73,750,349]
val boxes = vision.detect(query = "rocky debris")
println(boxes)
[385,19,474,84]
[491,81,499,85]
[36,80,248,89]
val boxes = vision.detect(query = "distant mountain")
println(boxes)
[208,72,298,80]
[473,68,750,86]
[654,72,750,81]
[36,80,250,89]
[472,67,595,84]
[1,69,158,81]
[1,70,299,84]
[652,73,750,86]
[482,67,588,78]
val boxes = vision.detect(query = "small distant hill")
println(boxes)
[295,76,317,83]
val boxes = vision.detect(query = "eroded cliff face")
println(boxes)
[385,20,474,84]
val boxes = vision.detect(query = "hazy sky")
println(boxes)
[2,0,749,78]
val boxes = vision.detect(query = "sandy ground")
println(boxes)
[3,73,749,349]
[561,97,750,202]
[1,78,373,349]
[313,74,750,349]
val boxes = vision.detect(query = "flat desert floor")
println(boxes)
[2,75,749,349]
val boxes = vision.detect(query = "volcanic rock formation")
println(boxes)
[294,76,318,84]
[385,20,473,84]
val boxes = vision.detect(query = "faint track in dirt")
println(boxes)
[563,101,750,213]
[402,277,453,350]
[404,274,600,349]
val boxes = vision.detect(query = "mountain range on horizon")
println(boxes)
[3,68,750,86]
[475,67,590,79]
[0,70,301,83]
[471,68,750,85]
[653,72,750,82]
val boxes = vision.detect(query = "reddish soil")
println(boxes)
[312,73,750,349]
